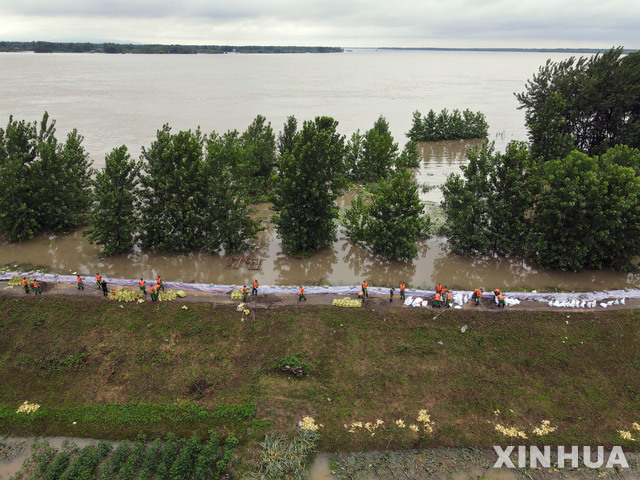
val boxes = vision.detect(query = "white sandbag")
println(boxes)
[404,296,413,306]
[453,293,464,305]
[621,298,626,305]
[412,297,423,307]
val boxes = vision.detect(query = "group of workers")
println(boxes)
[19,272,507,308]
[21,277,42,295]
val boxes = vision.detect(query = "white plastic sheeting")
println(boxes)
[0,271,635,308]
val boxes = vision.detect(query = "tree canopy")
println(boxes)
[344,168,431,260]
[441,141,640,271]
[0,112,93,242]
[516,47,640,161]
[272,116,346,256]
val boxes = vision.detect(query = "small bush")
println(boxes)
[275,352,313,377]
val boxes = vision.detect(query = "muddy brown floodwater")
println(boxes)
[1,140,639,291]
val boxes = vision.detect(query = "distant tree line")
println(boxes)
[0,112,428,260]
[407,108,489,142]
[0,41,343,54]
[441,48,640,271]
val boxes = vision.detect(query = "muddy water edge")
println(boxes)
[1,140,639,292]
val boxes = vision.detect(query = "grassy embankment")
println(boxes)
[1,296,639,466]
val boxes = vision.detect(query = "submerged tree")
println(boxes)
[204,131,261,253]
[352,116,399,182]
[440,141,536,255]
[531,151,640,271]
[0,112,93,241]
[241,114,276,195]
[138,125,207,252]
[344,168,430,260]
[85,145,140,256]
[272,116,346,256]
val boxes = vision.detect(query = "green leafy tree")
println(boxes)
[344,130,364,180]
[277,115,298,157]
[42,129,94,232]
[272,116,346,256]
[85,146,140,256]
[204,131,261,253]
[344,168,430,260]
[407,108,488,142]
[531,150,640,271]
[138,125,207,252]
[241,114,276,194]
[0,112,92,241]
[517,48,640,161]
[440,141,536,254]
[353,116,398,182]
[396,139,421,169]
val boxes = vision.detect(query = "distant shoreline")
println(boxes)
[0,41,343,54]
[357,46,639,54]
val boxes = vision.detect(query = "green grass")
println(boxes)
[1,295,640,472]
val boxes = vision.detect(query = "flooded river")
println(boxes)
[1,50,638,290]
[1,139,638,291]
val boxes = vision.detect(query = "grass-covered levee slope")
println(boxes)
[1,296,640,453]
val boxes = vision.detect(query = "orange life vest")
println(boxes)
[157,276,162,284]
[299,287,304,295]
[436,283,442,293]
[362,281,367,289]
[253,280,258,288]
[498,294,504,300]
[435,293,441,301]
[242,286,247,293]
[22,278,27,286]
[447,293,452,301]
[77,275,82,283]
[33,280,39,288]
[400,283,405,291]
[139,280,145,287]
[96,274,102,282]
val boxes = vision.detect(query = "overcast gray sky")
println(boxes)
[1,0,638,48]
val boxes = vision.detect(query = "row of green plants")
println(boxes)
[0,112,430,260]
[0,402,255,430]
[11,433,237,480]
[407,108,489,142]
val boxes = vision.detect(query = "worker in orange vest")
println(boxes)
[96,273,102,288]
[23,277,30,294]
[252,279,259,296]
[433,291,441,308]
[445,291,453,308]
[358,290,365,301]
[472,288,483,306]
[77,275,84,290]
[400,283,406,300]
[150,284,159,302]
[436,283,442,295]
[299,286,306,301]
[157,275,164,292]
[361,280,368,298]
[497,293,506,308]
[242,285,248,301]
[493,288,501,298]
[33,279,41,295]
[139,278,146,295]
[442,285,448,299]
